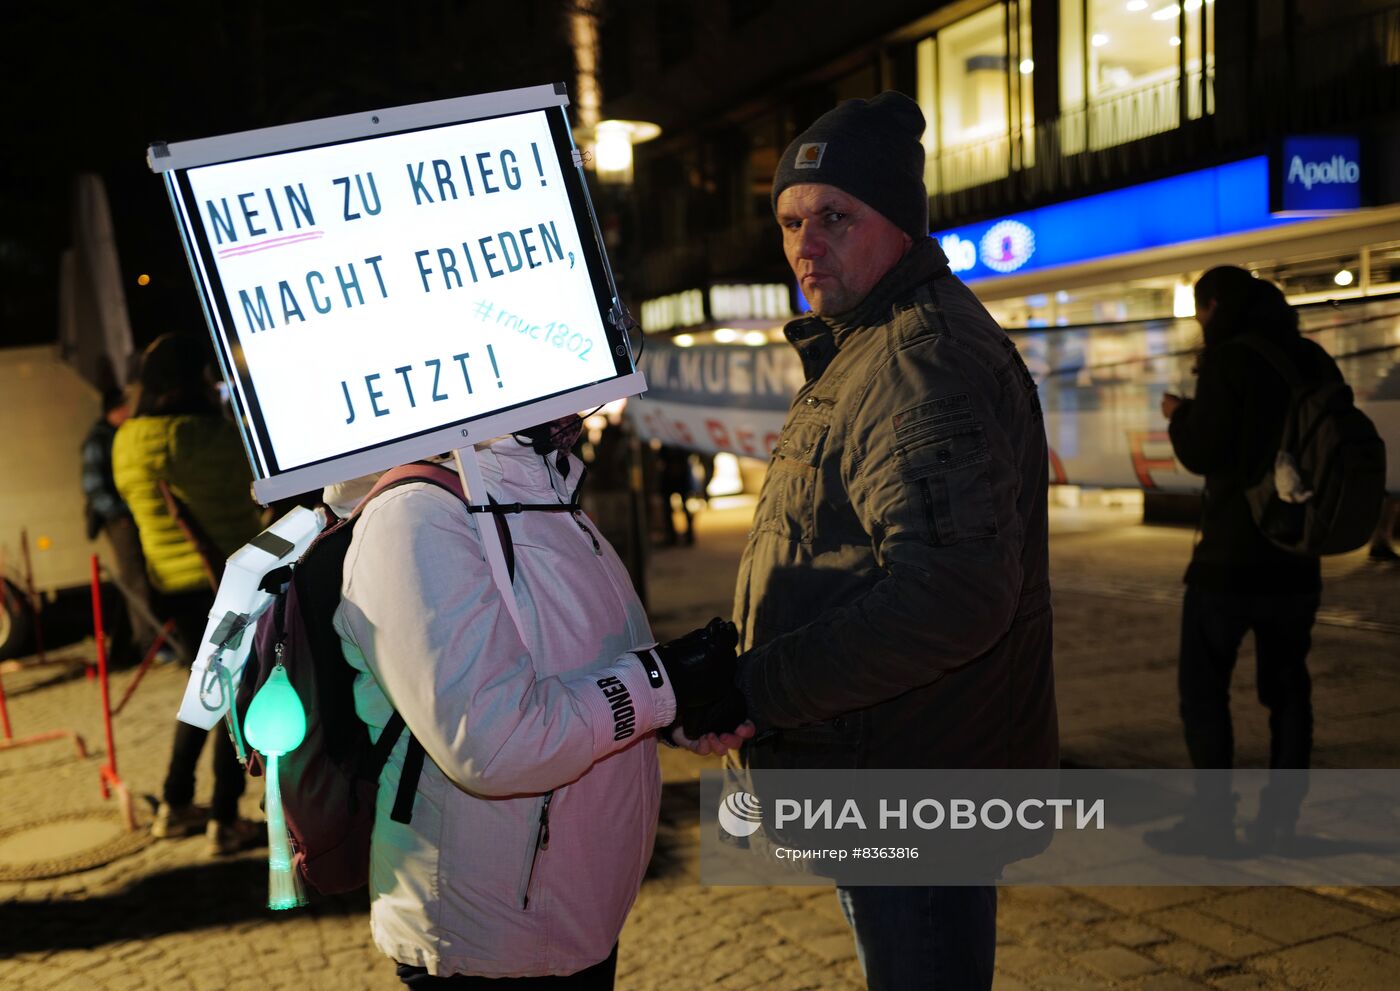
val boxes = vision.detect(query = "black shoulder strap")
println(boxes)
[353,464,516,826]
[366,709,427,825]
[486,496,515,584]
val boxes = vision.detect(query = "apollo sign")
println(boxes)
[1287,154,1359,190]
[1273,136,1361,215]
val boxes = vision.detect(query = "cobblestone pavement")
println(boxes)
[2,498,1398,990]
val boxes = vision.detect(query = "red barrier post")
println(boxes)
[20,529,46,665]
[90,555,135,830]
[91,555,117,793]
[0,664,12,741]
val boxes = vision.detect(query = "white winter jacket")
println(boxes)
[334,439,675,977]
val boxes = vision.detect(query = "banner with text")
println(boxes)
[631,303,1400,493]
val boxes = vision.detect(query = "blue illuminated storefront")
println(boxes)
[931,156,1305,282]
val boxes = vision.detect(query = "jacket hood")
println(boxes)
[478,435,585,506]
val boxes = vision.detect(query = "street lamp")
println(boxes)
[587,119,661,186]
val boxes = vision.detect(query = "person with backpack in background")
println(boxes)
[331,414,753,987]
[1157,266,1346,853]
[113,333,264,855]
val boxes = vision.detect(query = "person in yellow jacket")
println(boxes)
[113,333,264,855]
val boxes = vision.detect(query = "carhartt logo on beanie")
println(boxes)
[771,91,929,239]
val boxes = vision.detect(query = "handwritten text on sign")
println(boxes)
[187,110,608,471]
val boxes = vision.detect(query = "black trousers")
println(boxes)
[1178,586,1319,817]
[396,945,618,989]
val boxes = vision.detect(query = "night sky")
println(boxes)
[2,2,578,351]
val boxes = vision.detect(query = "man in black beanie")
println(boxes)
[722,92,1059,990]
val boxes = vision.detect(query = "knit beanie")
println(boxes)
[771,91,929,240]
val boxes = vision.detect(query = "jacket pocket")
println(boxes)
[517,791,553,910]
[753,419,829,544]
[896,423,998,544]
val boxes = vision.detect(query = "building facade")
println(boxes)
[600,0,1400,327]
[598,1,1400,493]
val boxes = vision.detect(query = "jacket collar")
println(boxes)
[479,436,583,505]
[784,237,950,381]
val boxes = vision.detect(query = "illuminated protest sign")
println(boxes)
[150,84,643,502]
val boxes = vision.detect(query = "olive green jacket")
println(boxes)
[112,414,261,594]
[734,238,1058,771]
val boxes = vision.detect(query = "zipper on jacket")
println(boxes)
[520,791,553,909]
[572,511,602,555]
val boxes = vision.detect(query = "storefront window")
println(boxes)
[1060,0,1215,153]
[916,2,1033,195]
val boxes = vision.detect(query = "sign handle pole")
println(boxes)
[451,446,526,641]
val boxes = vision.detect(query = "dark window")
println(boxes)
[656,1,695,65]
[601,10,632,100]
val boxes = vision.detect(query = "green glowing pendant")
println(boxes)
[244,663,307,755]
[244,663,307,910]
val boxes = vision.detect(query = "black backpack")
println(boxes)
[234,462,514,895]
[1240,336,1387,556]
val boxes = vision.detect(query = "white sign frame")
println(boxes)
[150,83,644,504]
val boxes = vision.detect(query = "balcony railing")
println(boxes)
[1055,72,1201,156]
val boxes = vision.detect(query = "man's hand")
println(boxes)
[1161,392,1183,419]
[670,720,757,755]
[645,618,744,738]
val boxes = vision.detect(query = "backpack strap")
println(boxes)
[1236,335,1304,390]
[1235,335,1317,452]
[363,710,425,825]
[392,737,427,824]
[351,461,519,824]
[359,462,515,582]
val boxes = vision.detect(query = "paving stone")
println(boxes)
[1312,887,1400,916]
[1020,922,1113,955]
[762,907,849,942]
[1074,945,1163,980]
[995,942,1070,979]
[801,932,857,965]
[1025,974,1105,990]
[1092,917,1174,948]
[991,973,1035,991]
[1207,974,1279,990]
[1137,975,1214,991]
[1074,886,1211,915]
[1349,917,1400,954]
[1148,939,1234,977]
[1001,886,1075,907]
[1251,935,1400,990]
[1054,896,1115,923]
[1198,889,1373,945]
[1144,905,1281,959]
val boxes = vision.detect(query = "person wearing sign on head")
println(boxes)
[1157,268,1346,854]
[706,92,1058,990]
[333,414,753,987]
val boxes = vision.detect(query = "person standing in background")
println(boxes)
[113,333,264,855]
[81,387,158,667]
[1159,267,1344,852]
